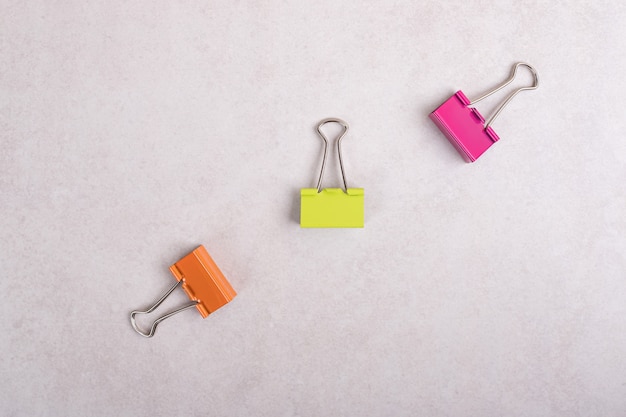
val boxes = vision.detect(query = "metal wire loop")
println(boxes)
[469,62,539,129]
[315,118,350,193]
[130,279,199,338]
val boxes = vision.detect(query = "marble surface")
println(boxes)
[1,1,625,416]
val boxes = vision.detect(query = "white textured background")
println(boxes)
[1,1,625,416]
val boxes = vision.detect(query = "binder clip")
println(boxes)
[300,118,364,228]
[429,62,539,162]
[130,245,236,338]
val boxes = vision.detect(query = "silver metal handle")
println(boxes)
[469,62,539,129]
[315,118,350,193]
[130,279,199,338]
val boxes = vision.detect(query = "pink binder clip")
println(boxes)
[430,62,539,162]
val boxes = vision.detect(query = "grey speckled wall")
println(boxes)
[1,1,625,416]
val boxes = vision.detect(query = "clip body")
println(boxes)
[300,118,364,228]
[430,91,499,162]
[430,62,539,162]
[301,188,364,228]
[170,245,236,318]
[130,245,236,337]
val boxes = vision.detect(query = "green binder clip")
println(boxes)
[300,118,364,228]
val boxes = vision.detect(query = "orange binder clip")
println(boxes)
[130,245,236,338]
